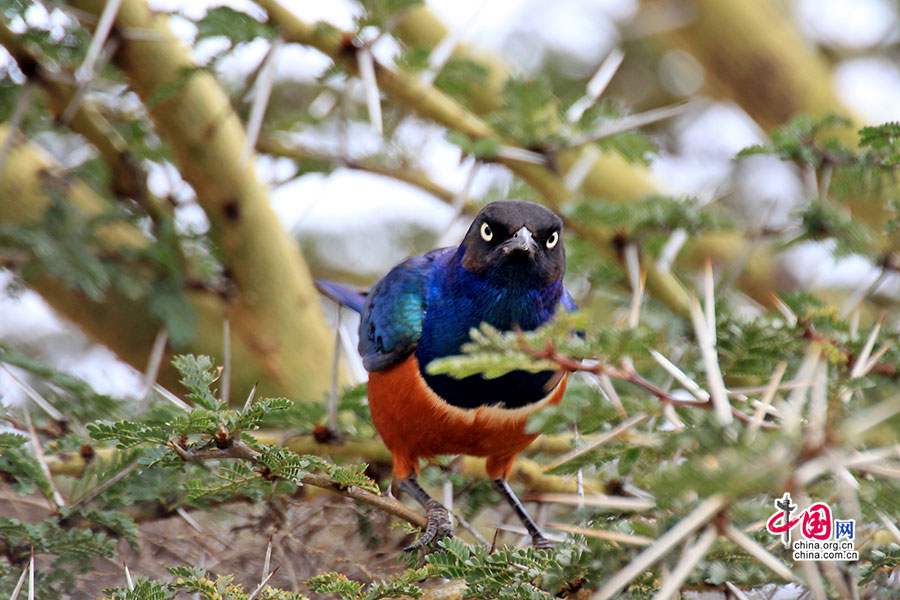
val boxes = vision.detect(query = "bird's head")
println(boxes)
[459,200,565,286]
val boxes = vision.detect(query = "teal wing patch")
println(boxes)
[358,251,441,371]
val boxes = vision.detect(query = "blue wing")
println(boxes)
[358,251,442,371]
[314,279,367,313]
[561,286,578,313]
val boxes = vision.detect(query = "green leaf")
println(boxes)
[172,355,222,410]
[306,572,363,600]
[195,7,276,44]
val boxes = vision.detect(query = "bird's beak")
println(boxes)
[501,226,538,257]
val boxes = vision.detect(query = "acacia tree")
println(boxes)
[1,0,900,598]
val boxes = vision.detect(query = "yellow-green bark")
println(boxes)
[0,127,200,391]
[66,0,337,401]
[649,0,860,133]
[646,0,892,231]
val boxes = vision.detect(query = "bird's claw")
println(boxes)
[404,500,454,551]
[532,534,554,551]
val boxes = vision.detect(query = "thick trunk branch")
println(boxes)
[61,0,338,401]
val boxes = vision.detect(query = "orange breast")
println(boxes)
[367,354,567,479]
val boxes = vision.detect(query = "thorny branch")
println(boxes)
[524,341,780,430]
[171,439,427,529]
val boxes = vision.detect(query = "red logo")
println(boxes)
[765,493,834,546]
[801,503,832,541]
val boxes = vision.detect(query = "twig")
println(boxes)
[173,440,426,528]
[526,341,775,429]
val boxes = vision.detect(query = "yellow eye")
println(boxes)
[546,231,559,249]
[480,222,493,242]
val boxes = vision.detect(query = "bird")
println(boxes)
[317,200,575,550]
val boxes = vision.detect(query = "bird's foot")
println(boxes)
[405,499,454,551]
[531,534,554,551]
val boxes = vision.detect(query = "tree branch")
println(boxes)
[525,341,779,430]
[66,0,340,402]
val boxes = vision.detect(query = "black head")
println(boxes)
[459,200,565,285]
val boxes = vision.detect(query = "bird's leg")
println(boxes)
[396,476,454,550]
[492,478,553,550]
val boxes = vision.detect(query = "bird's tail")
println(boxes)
[314,279,367,313]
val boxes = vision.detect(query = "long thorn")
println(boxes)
[590,495,727,600]
[141,327,168,405]
[8,562,27,600]
[543,413,648,472]
[243,39,282,163]
[688,297,731,424]
[0,365,65,421]
[221,319,231,405]
[651,526,717,600]
[357,47,382,136]
[745,361,787,443]
[722,523,795,581]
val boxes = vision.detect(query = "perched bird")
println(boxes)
[318,200,575,550]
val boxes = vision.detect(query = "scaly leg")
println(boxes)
[492,478,553,550]
[396,476,454,550]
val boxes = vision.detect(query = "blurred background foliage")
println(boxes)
[1,0,900,598]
